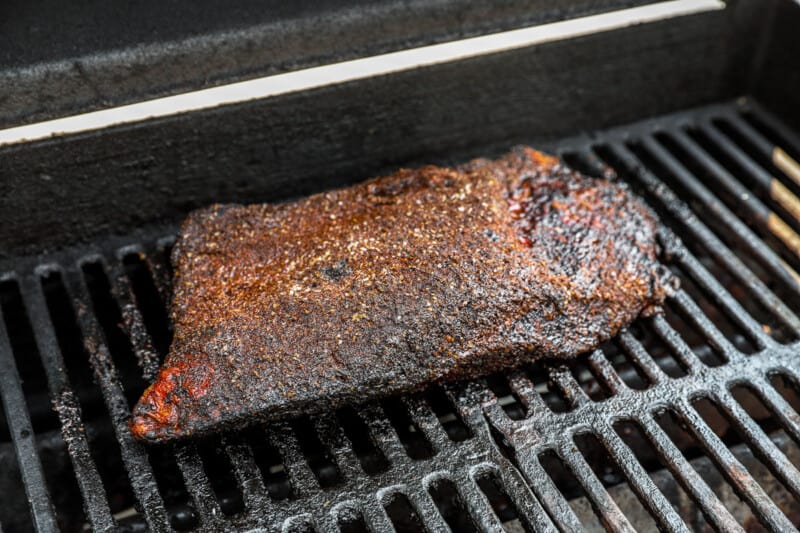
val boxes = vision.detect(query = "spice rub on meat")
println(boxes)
[130,147,669,442]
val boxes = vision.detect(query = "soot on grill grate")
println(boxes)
[1,101,800,532]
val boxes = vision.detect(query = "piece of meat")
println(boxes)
[130,147,670,442]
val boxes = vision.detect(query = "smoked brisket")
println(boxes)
[130,147,669,442]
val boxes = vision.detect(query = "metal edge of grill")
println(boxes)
[1,97,800,532]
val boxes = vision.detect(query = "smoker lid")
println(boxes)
[0,0,661,128]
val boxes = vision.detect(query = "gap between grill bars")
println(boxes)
[2,97,800,532]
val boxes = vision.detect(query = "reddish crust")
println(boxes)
[130,361,213,441]
[130,147,669,442]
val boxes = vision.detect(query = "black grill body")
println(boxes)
[1,1,800,532]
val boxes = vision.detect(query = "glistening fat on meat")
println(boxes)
[130,147,670,442]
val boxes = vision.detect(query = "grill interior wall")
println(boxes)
[0,2,757,259]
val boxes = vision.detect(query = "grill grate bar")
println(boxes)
[455,473,506,532]
[603,128,800,528]
[444,379,552,533]
[108,258,162,383]
[586,349,628,395]
[111,255,287,529]
[63,266,173,531]
[520,456,585,530]
[107,257,238,526]
[312,413,362,479]
[610,142,784,348]
[19,274,116,531]
[472,458,558,532]
[547,363,590,410]
[637,415,744,532]
[615,330,667,384]
[361,495,396,533]
[222,436,273,517]
[360,403,413,468]
[670,129,800,263]
[506,369,549,418]
[172,444,226,529]
[749,377,800,449]
[638,137,779,343]
[476,398,517,457]
[266,421,321,497]
[699,120,781,192]
[643,132,800,332]
[725,106,800,190]
[648,314,705,374]
[595,424,690,533]
[601,140,800,327]
[405,484,453,531]
[0,305,58,532]
[612,137,800,293]
[669,232,770,350]
[141,242,175,313]
[675,400,797,531]
[700,121,800,223]
[401,396,451,453]
[714,389,800,502]
[558,442,636,533]
[722,110,787,165]
[724,113,800,210]
[670,289,739,361]
[598,138,800,339]
[666,127,775,223]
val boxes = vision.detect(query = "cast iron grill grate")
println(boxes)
[2,99,800,532]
